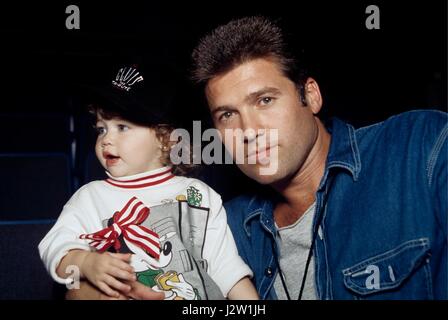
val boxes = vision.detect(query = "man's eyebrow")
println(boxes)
[244,87,281,104]
[210,87,281,116]
[211,105,236,117]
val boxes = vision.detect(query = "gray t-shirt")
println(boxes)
[273,202,318,300]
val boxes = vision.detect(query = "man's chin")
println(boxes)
[238,165,282,185]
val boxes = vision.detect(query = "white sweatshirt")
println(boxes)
[38,166,252,298]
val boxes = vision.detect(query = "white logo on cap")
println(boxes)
[112,66,144,92]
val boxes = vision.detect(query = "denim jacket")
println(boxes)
[225,110,447,300]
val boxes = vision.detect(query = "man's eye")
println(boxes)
[95,127,106,135]
[259,97,273,105]
[219,111,233,122]
[118,124,129,131]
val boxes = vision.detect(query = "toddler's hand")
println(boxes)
[81,252,136,298]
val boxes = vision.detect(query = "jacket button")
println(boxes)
[265,267,273,277]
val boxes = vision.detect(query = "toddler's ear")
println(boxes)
[160,140,176,151]
[160,145,169,152]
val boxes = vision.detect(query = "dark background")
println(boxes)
[0,0,445,299]
[0,0,446,208]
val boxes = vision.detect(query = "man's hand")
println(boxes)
[66,280,165,300]
[127,280,165,300]
[66,280,127,300]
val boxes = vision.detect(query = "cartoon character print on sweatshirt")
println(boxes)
[104,216,200,300]
[186,186,203,206]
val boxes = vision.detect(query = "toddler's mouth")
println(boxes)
[103,152,120,166]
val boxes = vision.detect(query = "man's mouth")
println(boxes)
[246,145,276,163]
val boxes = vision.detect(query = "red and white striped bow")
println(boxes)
[80,197,160,259]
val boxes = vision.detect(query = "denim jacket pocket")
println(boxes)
[342,238,433,299]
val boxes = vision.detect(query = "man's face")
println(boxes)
[205,58,321,185]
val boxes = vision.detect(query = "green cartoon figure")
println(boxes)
[187,186,202,206]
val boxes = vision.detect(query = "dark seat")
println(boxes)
[0,153,72,220]
[0,113,72,154]
[84,150,107,183]
[0,221,64,299]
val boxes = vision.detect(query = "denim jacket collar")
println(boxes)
[324,118,361,181]
[242,117,361,235]
[242,197,275,236]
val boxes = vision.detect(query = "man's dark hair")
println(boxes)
[191,16,308,105]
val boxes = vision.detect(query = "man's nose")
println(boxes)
[240,112,262,144]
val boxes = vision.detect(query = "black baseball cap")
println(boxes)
[82,61,181,128]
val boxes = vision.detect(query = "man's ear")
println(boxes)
[303,78,323,115]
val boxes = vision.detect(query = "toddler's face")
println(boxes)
[95,115,164,177]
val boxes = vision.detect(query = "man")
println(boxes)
[69,16,447,300]
[190,16,447,300]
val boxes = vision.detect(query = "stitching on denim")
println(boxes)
[313,198,322,299]
[243,209,262,236]
[355,120,384,133]
[321,207,333,299]
[259,256,276,300]
[342,247,429,292]
[314,239,322,299]
[247,196,257,209]
[426,123,448,187]
[265,269,277,300]
[347,271,418,291]
[347,125,361,179]
[404,109,447,116]
[328,162,355,174]
[356,110,446,133]
[325,240,333,299]
[423,261,434,299]
[260,216,275,236]
[259,268,269,299]
[352,128,362,178]
[328,161,353,167]
[344,251,432,295]
[383,109,434,123]
[245,210,262,223]
[343,238,429,275]
[313,247,321,299]
[342,238,429,275]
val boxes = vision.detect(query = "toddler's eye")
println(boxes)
[118,124,129,132]
[95,126,106,135]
